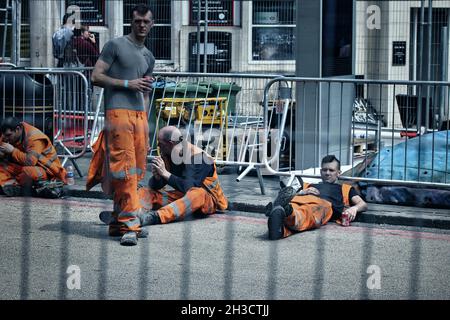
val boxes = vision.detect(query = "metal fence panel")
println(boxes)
[0,66,90,168]
[262,77,450,189]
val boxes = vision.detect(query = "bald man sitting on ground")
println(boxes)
[99,125,228,230]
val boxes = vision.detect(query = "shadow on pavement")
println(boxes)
[39,221,112,240]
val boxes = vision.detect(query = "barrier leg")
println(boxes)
[256,166,266,195]
[70,158,83,178]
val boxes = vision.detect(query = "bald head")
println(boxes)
[158,126,182,143]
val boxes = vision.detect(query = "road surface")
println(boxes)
[0,196,449,300]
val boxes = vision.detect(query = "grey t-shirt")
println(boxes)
[99,36,155,111]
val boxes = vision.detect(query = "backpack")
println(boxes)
[62,38,84,68]
[52,27,72,60]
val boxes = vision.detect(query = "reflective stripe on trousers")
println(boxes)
[0,162,48,186]
[105,109,149,234]
[137,186,217,224]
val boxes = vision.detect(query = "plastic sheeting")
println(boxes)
[362,131,450,183]
[358,131,450,208]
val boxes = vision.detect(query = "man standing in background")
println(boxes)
[52,12,75,67]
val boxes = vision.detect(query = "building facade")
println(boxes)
[2,0,450,128]
[1,0,297,74]
[3,0,449,80]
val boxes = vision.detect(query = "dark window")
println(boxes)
[0,0,30,59]
[190,0,234,26]
[251,0,296,61]
[123,0,171,60]
[188,31,232,73]
[322,0,353,77]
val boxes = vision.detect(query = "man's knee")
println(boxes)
[186,187,217,214]
[186,187,208,198]
[17,167,39,186]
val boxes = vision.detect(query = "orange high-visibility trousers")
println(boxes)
[137,186,217,223]
[281,195,333,238]
[0,162,48,187]
[105,109,148,234]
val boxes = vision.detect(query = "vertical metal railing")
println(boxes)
[262,76,450,189]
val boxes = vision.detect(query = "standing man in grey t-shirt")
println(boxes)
[90,4,155,246]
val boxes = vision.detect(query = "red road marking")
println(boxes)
[1,197,111,209]
[4,197,450,242]
[212,213,450,242]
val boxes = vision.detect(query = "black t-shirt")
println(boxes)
[148,154,214,193]
[309,182,358,220]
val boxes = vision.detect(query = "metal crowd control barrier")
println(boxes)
[90,72,290,194]
[0,67,90,174]
[262,77,450,189]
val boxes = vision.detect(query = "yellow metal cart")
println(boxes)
[154,97,228,160]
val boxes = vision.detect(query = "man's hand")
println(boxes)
[343,206,358,221]
[152,156,171,180]
[128,77,153,93]
[144,76,155,86]
[298,187,320,196]
[151,164,161,180]
[0,142,14,155]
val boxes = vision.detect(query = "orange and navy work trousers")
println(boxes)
[281,195,333,238]
[0,162,49,187]
[137,186,217,223]
[105,109,148,235]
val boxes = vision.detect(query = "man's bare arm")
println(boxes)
[91,59,152,92]
[350,195,368,213]
[344,195,368,221]
[143,92,150,115]
[91,59,123,88]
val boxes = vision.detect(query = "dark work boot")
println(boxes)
[283,203,293,217]
[280,176,304,193]
[120,231,138,246]
[2,184,24,197]
[268,206,286,240]
[138,210,161,226]
[265,186,296,217]
[99,211,119,225]
[108,223,148,238]
[99,202,121,225]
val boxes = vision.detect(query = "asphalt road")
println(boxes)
[0,196,449,300]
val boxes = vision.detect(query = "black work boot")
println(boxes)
[108,223,149,238]
[268,206,286,240]
[280,176,304,193]
[2,184,24,197]
[99,211,116,225]
[138,210,161,226]
[120,231,138,246]
[265,186,296,217]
